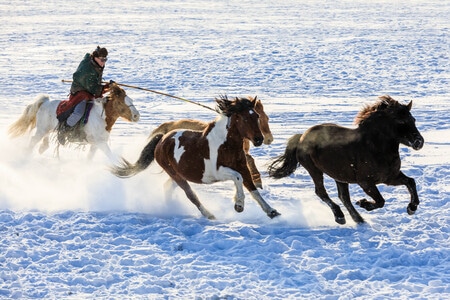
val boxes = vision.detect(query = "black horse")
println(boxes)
[267,95,424,225]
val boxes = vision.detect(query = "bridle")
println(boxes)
[98,95,136,118]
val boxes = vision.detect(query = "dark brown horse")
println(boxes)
[148,96,273,188]
[267,95,424,225]
[111,96,280,220]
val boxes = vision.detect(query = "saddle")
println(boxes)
[56,91,95,145]
[56,91,94,122]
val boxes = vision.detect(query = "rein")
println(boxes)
[62,79,216,113]
[100,96,111,118]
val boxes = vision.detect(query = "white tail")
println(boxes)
[8,94,49,138]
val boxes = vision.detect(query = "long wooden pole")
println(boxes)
[61,79,216,112]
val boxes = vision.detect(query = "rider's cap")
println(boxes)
[92,46,108,58]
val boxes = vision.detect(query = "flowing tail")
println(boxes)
[267,133,302,179]
[110,133,164,178]
[8,95,49,138]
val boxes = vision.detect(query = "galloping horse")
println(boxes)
[148,96,273,188]
[111,96,280,220]
[8,83,140,161]
[268,95,424,225]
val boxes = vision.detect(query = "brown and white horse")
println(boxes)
[111,95,280,220]
[8,83,140,161]
[148,96,273,188]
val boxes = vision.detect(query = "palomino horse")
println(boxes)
[8,83,140,161]
[268,95,424,225]
[111,96,280,220]
[148,96,273,188]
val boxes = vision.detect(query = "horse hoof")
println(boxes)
[407,205,417,215]
[234,204,244,213]
[356,198,367,207]
[354,217,365,224]
[255,182,263,189]
[335,217,346,225]
[268,210,281,219]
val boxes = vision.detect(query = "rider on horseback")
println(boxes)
[57,46,112,144]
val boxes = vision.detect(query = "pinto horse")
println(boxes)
[111,96,280,220]
[8,83,140,161]
[148,96,273,188]
[267,95,424,225]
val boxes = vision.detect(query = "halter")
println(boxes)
[226,116,231,129]
[99,94,137,119]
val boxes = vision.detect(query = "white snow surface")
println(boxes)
[1,0,449,299]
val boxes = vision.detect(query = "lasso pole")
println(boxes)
[61,79,216,112]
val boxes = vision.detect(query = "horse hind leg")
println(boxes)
[29,128,49,154]
[173,176,215,220]
[336,181,365,224]
[38,135,50,154]
[303,160,345,224]
[315,182,346,225]
[163,178,177,202]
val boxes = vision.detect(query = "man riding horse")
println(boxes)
[57,46,112,144]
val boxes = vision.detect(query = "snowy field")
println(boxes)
[0,0,449,299]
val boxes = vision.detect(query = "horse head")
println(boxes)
[104,84,140,131]
[392,100,424,150]
[253,96,274,145]
[215,95,264,147]
[355,95,424,150]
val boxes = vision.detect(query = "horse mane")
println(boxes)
[108,83,126,99]
[215,95,255,117]
[354,95,401,125]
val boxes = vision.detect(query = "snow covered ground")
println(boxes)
[0,0,449,299]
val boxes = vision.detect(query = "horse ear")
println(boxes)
[406,100,412,111]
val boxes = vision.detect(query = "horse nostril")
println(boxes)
[264,135,274,145]
[254,137,263,147]
[414,139,424,150]
[412,135,424,150]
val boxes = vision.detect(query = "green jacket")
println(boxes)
[70,53,104,97]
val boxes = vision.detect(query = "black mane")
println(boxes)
[354,95,404,125]
[215,95,255,117]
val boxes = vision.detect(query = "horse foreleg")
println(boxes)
[238,166,280,219]
[217,167,246,213]
[87,145,98,161]
[249,190,280,219]
[245,153,262,189]
[243,139,262,188]
[173,176,215,220]
[356,182,385,211]
[385,171,419,215]
[336,181,365,224]
[90,142,118,163]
